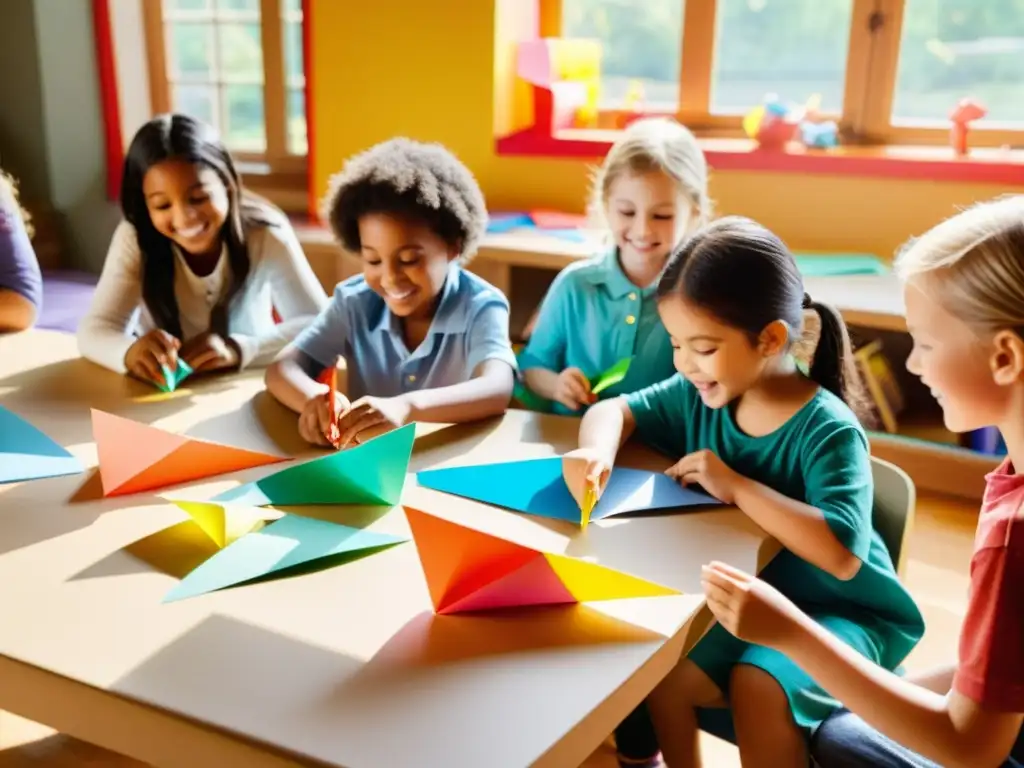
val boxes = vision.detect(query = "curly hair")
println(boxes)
[0,169,34,238]
[322,138,488,264]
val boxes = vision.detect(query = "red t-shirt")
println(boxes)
[953,459,1024,711]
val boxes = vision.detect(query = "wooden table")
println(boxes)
[0,330,774,768]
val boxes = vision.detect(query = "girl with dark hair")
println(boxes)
[562,217,924,767]
[78,114,327,387]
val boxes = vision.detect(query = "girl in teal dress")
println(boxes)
[562,216,924,767]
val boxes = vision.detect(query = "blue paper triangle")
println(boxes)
[163,514,407,602]
[416,457,718,523]
[214,423,415,506]
[0,405,84,484]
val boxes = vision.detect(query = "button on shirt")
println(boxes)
[293,265,518,400]
[518,248,675,415]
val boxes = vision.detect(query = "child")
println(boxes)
[701,197,1024,768]
[265,138,517,449]
[562,216,924,768]
[517,118,710,414]
[0,168,42,333]
[78,114,328,386]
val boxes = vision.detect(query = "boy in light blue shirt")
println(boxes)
[518,118,711,417]
[266,138,516,449]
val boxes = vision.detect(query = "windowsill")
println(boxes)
[238,161,310,215]
[495,127,1024,185]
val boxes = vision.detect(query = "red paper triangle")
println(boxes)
[440,553,575,614]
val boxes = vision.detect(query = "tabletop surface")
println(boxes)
[0,330,772,768]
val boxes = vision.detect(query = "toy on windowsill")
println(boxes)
[949,98,988,156]
[517,38,602,132]
[742,93,800,150]
[797,94,839,149]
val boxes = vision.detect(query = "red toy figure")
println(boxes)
[949,98,988,156]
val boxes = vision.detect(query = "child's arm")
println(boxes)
[401,358,514,422]
[227,222,329,369]
[679,425,867,581]
[77,222,157,373]
[265,346,328,413]
[0,201,41,333]
[704,525,1024,768]
[0,289,36,333]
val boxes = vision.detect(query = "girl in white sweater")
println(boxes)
[78,114,327,387]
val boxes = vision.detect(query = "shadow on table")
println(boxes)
[356,604,666,673]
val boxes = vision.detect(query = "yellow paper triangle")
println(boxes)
[170,500,278,548]
[543,553,680,602]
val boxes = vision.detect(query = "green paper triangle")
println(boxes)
[213,423,415,506]
[163,514,407,601]
[590,356,632,395]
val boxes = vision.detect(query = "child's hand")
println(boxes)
[336,395,411,449]
[554,367,595,412]
[562,447,612,510]
[666,449,742,504]
[180,332,240,373]
[124,329,181,387]
[701,561,803,649]
[299,391,351,448]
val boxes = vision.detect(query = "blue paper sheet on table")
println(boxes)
[416,456,719,523]
[486,212,588,243]
[0,405,84,484]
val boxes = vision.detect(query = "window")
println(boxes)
[553,0,1024,146]
[143,0,307,172]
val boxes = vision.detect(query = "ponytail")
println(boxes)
[804,292,870,421]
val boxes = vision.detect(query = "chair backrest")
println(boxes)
[870,455,916,577]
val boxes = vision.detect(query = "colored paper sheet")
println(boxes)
[580,484,597,531]
[404,507,679,614]
[529,209,588,230]
[486,212,534,234]
[590,356,633,396]
[163,514,407,601]
[417,457,719,525]
[794,254,888,277]
[91,409,287,497]
[0,405,83,484]
[155,359,193,393]
[214,423,415,507]
[169,500,281,548]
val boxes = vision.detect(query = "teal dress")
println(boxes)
[517,249,675,415]
[623,375,925,736]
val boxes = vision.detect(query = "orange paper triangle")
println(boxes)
[91,410,287,497]
[404,507,680,614]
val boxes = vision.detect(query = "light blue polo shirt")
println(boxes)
[518,248,676,415]
[293,265,517,400]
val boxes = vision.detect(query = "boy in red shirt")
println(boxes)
[663,197,1024,768]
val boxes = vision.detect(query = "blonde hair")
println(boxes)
[589,117,712,232]
[0,169,33,238]
[896,195,1024,333]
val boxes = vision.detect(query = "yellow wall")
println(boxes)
[311,0,1024,260]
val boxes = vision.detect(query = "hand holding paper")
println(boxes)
[561,449,610,529]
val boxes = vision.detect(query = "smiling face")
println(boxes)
[658,294,783,408]
[358,212,459,320]
[142,158,230,258]
[904,278,1013,433]
[606,170,692,278]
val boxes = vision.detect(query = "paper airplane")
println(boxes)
[91,409,287,497]
[416,457,719,526]
[214,423,415,507]
[163,514,407,602]
[0,405,84,484]
[168,499,282,548]
[404,507,679,614]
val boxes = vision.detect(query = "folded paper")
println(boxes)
[163,514,407,602]
[169,499,282,548]
[92,409,287,497]
[214,423,415,507]
[0,405,83,484]
[590,356,632,396]
[405,507,679,614]
[417,456,719,525]
[156,359,193,393]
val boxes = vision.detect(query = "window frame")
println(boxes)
[545,0,1024,148]
[141,0,308,202]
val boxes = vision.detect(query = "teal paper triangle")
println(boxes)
[0,405,84,484]
[156,359,193,393]
[163,514,407,601]
[213,423,415,506]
